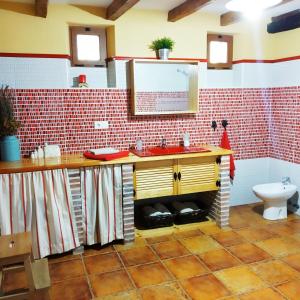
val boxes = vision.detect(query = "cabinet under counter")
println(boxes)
[133,156,220,200]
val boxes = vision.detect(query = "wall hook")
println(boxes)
[211,121,217,131]
[222,120,228,130]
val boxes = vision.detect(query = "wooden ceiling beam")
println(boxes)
[272,9,300,22]
[106,0,140,21]
[35,0,48,18]
[220,0,294,26]
[168,0,212,22]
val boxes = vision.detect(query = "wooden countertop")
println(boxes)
[0,145,232,174]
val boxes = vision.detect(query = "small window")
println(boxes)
[70,26,107,67]
[207,34,233,69]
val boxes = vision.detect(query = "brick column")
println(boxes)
[209,155,231,227]
[68,169,83,244]
[121,164,135,243]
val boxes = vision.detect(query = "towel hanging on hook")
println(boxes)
[220,120,235,180]
[222,120,228,130]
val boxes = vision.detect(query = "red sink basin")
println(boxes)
[131,146,210,157]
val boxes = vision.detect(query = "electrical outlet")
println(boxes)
[94,121,109,129]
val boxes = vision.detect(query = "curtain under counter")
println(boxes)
[0,169,80,258]
[0,164,134,259]
[81,165,124,246]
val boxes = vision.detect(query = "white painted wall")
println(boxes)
[270,60,300,87]
[231,157,300,216]
[269,158,300,215]
[230,158,269,206]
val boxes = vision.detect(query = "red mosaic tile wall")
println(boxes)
[270,86,300,164]
[12,87,299,163]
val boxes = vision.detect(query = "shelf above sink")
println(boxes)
[131,146,211,157]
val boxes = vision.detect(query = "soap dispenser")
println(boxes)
[183,132,190,147]
[136,137,143,151]
[37,146,44,159]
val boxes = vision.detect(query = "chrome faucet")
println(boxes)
[161,138,167,148]
[282,176,291,185]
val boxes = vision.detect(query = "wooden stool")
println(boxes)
[0,232,51,300]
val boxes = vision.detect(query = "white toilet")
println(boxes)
[253,181,297,220]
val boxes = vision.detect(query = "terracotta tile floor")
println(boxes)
[3,203,300,299]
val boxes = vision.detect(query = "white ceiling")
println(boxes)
[2,0,300,17]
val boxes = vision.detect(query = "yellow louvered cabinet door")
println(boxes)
[177,157,219,195]
[134,160,177,200]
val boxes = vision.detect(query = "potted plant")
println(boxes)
[149,37,175,60]
[0,85,21,161]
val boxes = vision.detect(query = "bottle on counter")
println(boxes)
[136,137,143,151]
[183,132,190,147]
[37,146,44,159]
[31,150,37,159]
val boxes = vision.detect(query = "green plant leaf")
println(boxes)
[149,37,175,51]
[0,85,21,137]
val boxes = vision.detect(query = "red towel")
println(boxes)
[83,150,129,161]
[220,130,235,180]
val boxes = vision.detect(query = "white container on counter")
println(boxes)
[44,143,61,158]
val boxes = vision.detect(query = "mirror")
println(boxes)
[130,59,199,115]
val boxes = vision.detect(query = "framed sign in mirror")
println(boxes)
[130,59,199,115]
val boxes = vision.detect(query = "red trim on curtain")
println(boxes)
[21,173,27,231]
[51,170,65,253]
[41,172,52,255]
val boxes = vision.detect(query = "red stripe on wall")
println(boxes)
[233,55,300,64]
[272,55,300,63]
[233,59,274,64]
[0,52,71,59]
[1,52,300,64]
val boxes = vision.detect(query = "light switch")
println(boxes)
[94,121,109,129]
